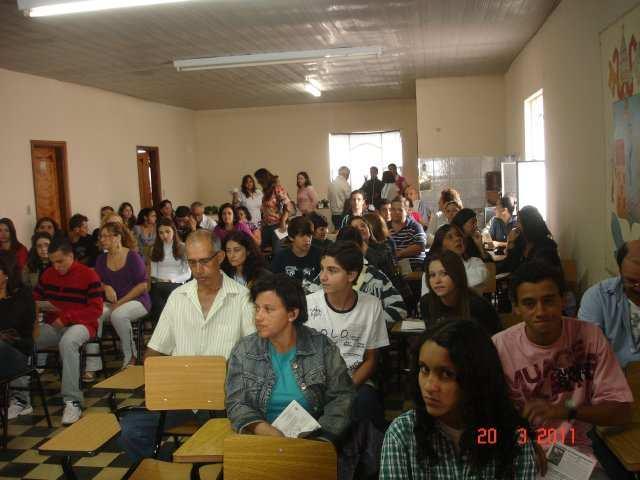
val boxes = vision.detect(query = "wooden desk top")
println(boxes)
[39,413,120,456]
[94,365,145,390]
[172,418,233,463]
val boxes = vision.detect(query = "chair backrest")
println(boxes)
[144,356,226,411]
[223,434,337,480]
[482,261,497,294]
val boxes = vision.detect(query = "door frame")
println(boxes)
[30,140,71,230]
[136,145,162,207]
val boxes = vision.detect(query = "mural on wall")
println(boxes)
[601,5,640,273]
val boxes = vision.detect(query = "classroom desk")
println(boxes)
[172,418,233,463]
[596,362,640,472]
[93,365,145,413]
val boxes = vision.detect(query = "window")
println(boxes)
[521,89,547,219]
[329,131,403,189]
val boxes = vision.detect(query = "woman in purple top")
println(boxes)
[213,203,256,245]
[92,221,149,377]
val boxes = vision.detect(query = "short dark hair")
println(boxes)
[48,236,74,256]
[237,206,253,222]
[307,212,328,229]
[499,195,516,215]
[322,241,363,282]
[250,273,308,325]
[374,198,391,211]
[616,242,629,268]
[69,213,88,231]
[287,216,313,238]
[336,226,364,249]
[509,260,565,304]
[175,206,191,218]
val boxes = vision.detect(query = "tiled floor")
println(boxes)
[1,350,413,480]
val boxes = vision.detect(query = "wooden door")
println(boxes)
[32,147,63,227]
[137,151,153,209]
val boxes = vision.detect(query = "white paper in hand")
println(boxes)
[536,444,596,480]
[400,319,426,332]
[271,400,321,438]
[274,228,289,240]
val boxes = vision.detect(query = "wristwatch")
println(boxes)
[564,398,577,420]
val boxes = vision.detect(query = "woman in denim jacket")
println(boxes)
[225,273,355,444]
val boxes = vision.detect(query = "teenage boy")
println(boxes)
[493,260,633,476]
[271,216,322,293]
[68,213,98,266]
[308,212,332,252]
[306,242,389,431]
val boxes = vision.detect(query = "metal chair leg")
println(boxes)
[32,370,52,428]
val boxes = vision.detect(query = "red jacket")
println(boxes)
[33,261,103,337]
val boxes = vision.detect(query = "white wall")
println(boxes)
[0,67,197,244]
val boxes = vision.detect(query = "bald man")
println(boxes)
[120,229,255,462]
[578,240,640,368]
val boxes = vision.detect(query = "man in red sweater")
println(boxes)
[34,237,103,425]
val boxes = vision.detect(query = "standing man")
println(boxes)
[34,237,104,425]
[360,166,384,208]
[340,190,367,229]
[191,201,217,231]
[119,229,255,462]
[578,240,640,368]
[328,166,351,231]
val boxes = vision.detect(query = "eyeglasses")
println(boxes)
[187,254,216,268]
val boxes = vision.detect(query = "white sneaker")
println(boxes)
[7,398,33,420]
[61,401,82,425]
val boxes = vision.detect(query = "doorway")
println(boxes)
[30,140,71,230]
[136,146,161,209]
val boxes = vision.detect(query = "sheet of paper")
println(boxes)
[537,444,596,480]
[400,319,426,332]
[274,228,289,240]
[271,400,321,438]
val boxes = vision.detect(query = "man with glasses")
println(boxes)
[119,229,255,462]
[579,240,640,368]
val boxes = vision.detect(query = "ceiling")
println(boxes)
[0,0,559,110]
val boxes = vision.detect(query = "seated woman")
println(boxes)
[349,216,395,278]
[149,218,190,322]
[488,194,517,246]
[363,212,398,271]
[497,205,560,275]
[118,202,136,230]
[0,253,36,419]
[101,213,139,252]
[35,217,62,239]
[133,207,157,261]
[0,218,28,271]
[451,208,492,261]
[236,205,262,246]
[221,230,269,288]
[91,222,150,378]
[225,273,354,444]
[158,199,174,220]
[420,250,501,335]
[335,228,408,325]
[91,206,115,243]
[422,224,488,296]
[380,319,538,478]
[213,203,254,244]
[425,188,462,246]
[22,232,52,290]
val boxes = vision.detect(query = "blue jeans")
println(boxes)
[119,409,211,463]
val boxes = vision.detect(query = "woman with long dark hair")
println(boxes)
[133,207,157,260]
[34,217,62,239]
[380,319,537,478]
[118,202,136,230]
[220,231,268,288]
[149,218,190,322]
[421,250,501,335]
[22,232,52,289]
[236,205,262,245]
[497,205,559,274]
[235,174,263,225]
[296,171,318,215]
[213,203,254,244]
[254,168,295,253]
[451,208,491,262]
[0,218,28,270]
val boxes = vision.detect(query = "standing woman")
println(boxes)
[296,171,318,215]
[149,218,190,323]
[94,222,150,372]
[255,168,295,253]
[221,231,269,288]
[380,319,537,479]
[213,203,255,244]
[421,250,501,335]
[118,202,136,230]
[381,170,400,201]
[22,232,52,290]
[133,207,157,261]
[237,174,263,225]
[0,218,28,271]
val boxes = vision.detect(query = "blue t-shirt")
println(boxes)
[266,344,310,423]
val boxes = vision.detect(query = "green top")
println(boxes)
[266,344,310,423]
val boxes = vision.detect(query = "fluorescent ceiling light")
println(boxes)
[18,0,192,17]
[303,83,322,97]
[174,46,383,72]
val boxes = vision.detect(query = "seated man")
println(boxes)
[271,216,321,293]
[68,213,99,267]
[306,242,390,432]
[578,240,640,368]
[119,229,255,462]
[34,237,104,425]
[174,205,196,242]
[388,196,426,271]
[493,260,633,478]
[191,201,216,231]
